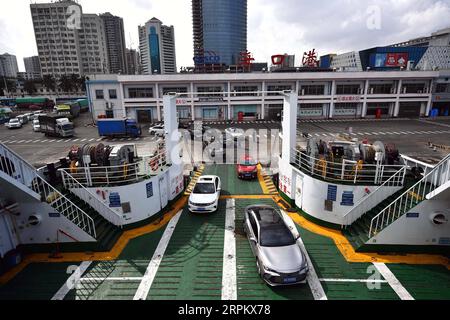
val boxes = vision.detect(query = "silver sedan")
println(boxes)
[243,205,309,286]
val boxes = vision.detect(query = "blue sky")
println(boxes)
[1,0,449,71]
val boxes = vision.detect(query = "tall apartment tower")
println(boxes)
[192,0,247,66]
[100,12,128,74]
[0,53,19,78]
[138,18,177,74]
[126,48,142,75]
[24,56,42,79]
[30,0,109,77]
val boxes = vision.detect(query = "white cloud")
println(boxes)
[0,0,449,72]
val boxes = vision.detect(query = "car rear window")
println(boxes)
[260,224,296,247]
[193,183,215,194]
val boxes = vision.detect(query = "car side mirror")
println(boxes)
[250,237,257,244]
[295,235,301,241]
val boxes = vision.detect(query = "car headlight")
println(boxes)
[262,264,278,274]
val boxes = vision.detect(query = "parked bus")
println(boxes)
[55,103,80,118]
[0,98,16,107]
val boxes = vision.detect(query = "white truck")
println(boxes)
[38,115,74,137]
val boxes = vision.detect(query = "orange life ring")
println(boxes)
[149,158,159,171]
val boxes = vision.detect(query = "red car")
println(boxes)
[237,156,258,180]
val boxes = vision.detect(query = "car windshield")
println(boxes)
[260,225,296,247]
[33,120,39,125]
[10,119,19,123]
[61,124,73,130]
[239,158,257,166]
[193,183,215,194]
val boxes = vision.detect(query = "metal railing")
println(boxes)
[0,142,96,239]
[60,170,123,227]
[342,166,407,226]
[291,149,405,185]
[59,148,167,188]
[369,153,450,238]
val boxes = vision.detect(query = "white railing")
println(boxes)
[59,148,167,188]
[342,166,407,226]
[290,149,405,185]
[31,177,97,238]
[369,153,450,238]
[400,154,435,177]
[0,143,96,239]
[60,170,123,227]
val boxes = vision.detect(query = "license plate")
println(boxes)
[196,208,206,211]
[283,277,297,283]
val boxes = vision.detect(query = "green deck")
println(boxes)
[1,164,449,300]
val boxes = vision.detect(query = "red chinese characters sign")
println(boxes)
[302,49,319,67]
[239,51,255,67]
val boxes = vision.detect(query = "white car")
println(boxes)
[6,118,22,129]
[188,176,221,213]
[225,127,245,140]
[149,124,165,136]
[32,119,40,132]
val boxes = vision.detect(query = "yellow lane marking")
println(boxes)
[275,200,450,269]
[0,196,188,285]
[220,195,275,200]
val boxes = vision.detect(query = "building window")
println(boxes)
[95,90,104,99]
[128,87,154,98]
[267,85,292,96]
[300,85,325,96]
[402,83,427,94]
[162,87,188,95]
[109,89,117,99]
[435,83,449,93]
[232,86,259,97]
[336,84,361,95]
[197,86,223,97]
[369,84,394,94]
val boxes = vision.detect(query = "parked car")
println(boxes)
[243,205,309,286]
[149,124,165,136]
[188,176,221,213]
[32,110,45,120]
[237,156,258,179]
[17,115,28,125]
[32,119,40,132]
[5,118,22,129]
[225,127,245,140]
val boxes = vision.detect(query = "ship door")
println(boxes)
[159,174,169,209]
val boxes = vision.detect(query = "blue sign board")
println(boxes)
[327,185,337,202]
[146,182,154,198]
[406,212,420,218]
[439,238,450,245]
[340,191,354,206]
[109,192,121,208]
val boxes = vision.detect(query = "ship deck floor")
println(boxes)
[1,164,449,300]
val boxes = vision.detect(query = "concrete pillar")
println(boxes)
[394,79,402,117]
[190,82,195,121]
[329,80,336,118]
[227,82,232,120]
[261,81,266,120]
[425,80,433,117]
[361,79,369,118]
[155,83,161,121]
[281,92,298,164]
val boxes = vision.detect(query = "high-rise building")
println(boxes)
[126,48,141,75]
[0,53,19,78]
[23,56,42,79]
[100,12,128,74]
[138,18,177,74]
[30,0,109,77]
[192,0,247,66]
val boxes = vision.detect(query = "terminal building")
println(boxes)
[85,70,450,123]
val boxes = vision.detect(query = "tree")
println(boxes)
[78,75,89,93]
[0,77,17,96]
[23,80,37,95]
[42,75,56,92]
[58,75,73,93]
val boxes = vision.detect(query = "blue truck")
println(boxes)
[97,118,142,138]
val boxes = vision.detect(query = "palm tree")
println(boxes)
[58,75,72,93]
[23,80,37,95]
[69,74,81,92]
[42,75,56,92]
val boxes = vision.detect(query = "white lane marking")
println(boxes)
[52,261,92,300]
[392,132,401,135]
[133,211,182,300]
[320,278,387,283]
[96,138,103,141]
[222,199,237,300]
[373,262,414,300]
[364,132,372,136]
[357,133,364,136]
[80,138,87,142]
[280,211,327,300]
[377,132,386,135]
[80,277,143,282]
[315,133,321,137]
[89,138,95,142]
[72,139,79,142]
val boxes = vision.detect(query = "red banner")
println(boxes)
[385,53,408,67]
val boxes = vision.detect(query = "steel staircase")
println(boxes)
[1,143,125,250]
[343,153,450,250]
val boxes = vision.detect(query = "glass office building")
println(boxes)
[193,0,247,66]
